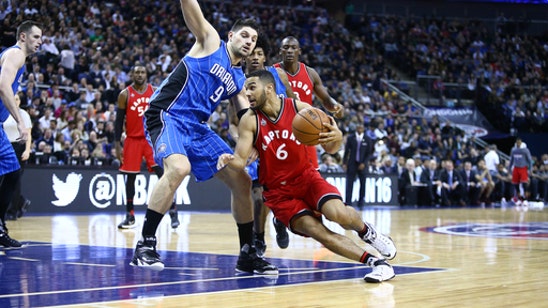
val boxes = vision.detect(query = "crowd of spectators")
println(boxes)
[1,0,547,204]
[344,13,548,133]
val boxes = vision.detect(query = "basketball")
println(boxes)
[292,107,331,146]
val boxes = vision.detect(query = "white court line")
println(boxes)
[164,267,219,271]
[63,262,116,267]
[23,243,53,247]
[393,250,431,265]
[7,256,40,262]
[0,250,445,301]
[0,265,368,299]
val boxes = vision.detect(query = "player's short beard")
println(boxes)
[250,90,267,111]
[233,48,247,60]
[134,78,145,87]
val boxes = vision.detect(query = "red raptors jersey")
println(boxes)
[274,62,314,104]
[126,84,154,138]
[274,62,319,169]
[255,98,310,189]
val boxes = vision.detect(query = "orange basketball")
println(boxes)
[292,107,331,146]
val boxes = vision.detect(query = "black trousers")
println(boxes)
[345,162,366,207]
[7,142,27,216]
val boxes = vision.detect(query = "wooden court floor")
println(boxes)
[1,205,547,307]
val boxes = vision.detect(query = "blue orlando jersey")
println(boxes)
[266,66,287,97]
[0,46,25,122]
[149,41,245,124]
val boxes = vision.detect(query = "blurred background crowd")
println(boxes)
[1,0,547,205]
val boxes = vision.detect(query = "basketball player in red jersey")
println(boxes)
[115,64,179,229]
[238,36,296,256]
[217,70,396,283]
[274,36,344,169]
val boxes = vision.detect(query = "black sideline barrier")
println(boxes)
[22,166,398,213]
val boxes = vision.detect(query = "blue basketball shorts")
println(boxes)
[0,128,20,176]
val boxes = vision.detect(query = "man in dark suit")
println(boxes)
[419,159,441,206]
[343,124,373,208]
[413,158,430,206]
[399,158,423,206]
[439,160,466,206]
[460,161,480,205]
[398,158,417,205]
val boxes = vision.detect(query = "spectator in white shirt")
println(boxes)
[59,44,75,71]
[41,37,59,56]
[38,107,55,132]
[374,122,389,139]
[484,144,500,176]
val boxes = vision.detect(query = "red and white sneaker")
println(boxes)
[514,199,523,211]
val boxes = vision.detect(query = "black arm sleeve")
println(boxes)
[237,108,249,121]
[114,108,126,141]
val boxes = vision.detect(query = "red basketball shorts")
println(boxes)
[262,167,342,233]
[120,136,157,173]
[511,166,528,184]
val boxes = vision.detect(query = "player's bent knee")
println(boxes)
[220,168,251,190]
[163,165,190,185]
[163,156,190,179]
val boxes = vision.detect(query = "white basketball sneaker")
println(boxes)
[515,199,523,211]
[522,200,529,212]
[362,223,397,260]
[364,259,396,283]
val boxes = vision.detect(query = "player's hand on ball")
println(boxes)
[318,117,342,144]
[217,153,234,170]
[331,103,344,119]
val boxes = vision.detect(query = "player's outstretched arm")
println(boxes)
[114,88,128,162]
[180,0,220,55]
[307,66,344,118]
[217,112,255,171]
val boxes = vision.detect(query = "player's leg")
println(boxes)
[291,214,395,283]
[216,165,278,275]
[0,137,22,248]
[131,154,190,270]
[246,161,273,254]
[151,164,179,229]
[118,137,143,228]
[511,168,522,207]
[522,167,530,201]
[118,172,137,229]
[168,204,179,228]
[321,199,397,260]
[0,170,23,248]
[306,169,396,259]
[520,168,530,210]
[252,184,268,257]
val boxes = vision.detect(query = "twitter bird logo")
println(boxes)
[52,172,83,206]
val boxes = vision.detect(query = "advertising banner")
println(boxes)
[423,106,494,137]
[23,167,398,213]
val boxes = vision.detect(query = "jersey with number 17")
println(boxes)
[126,84,154,138]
